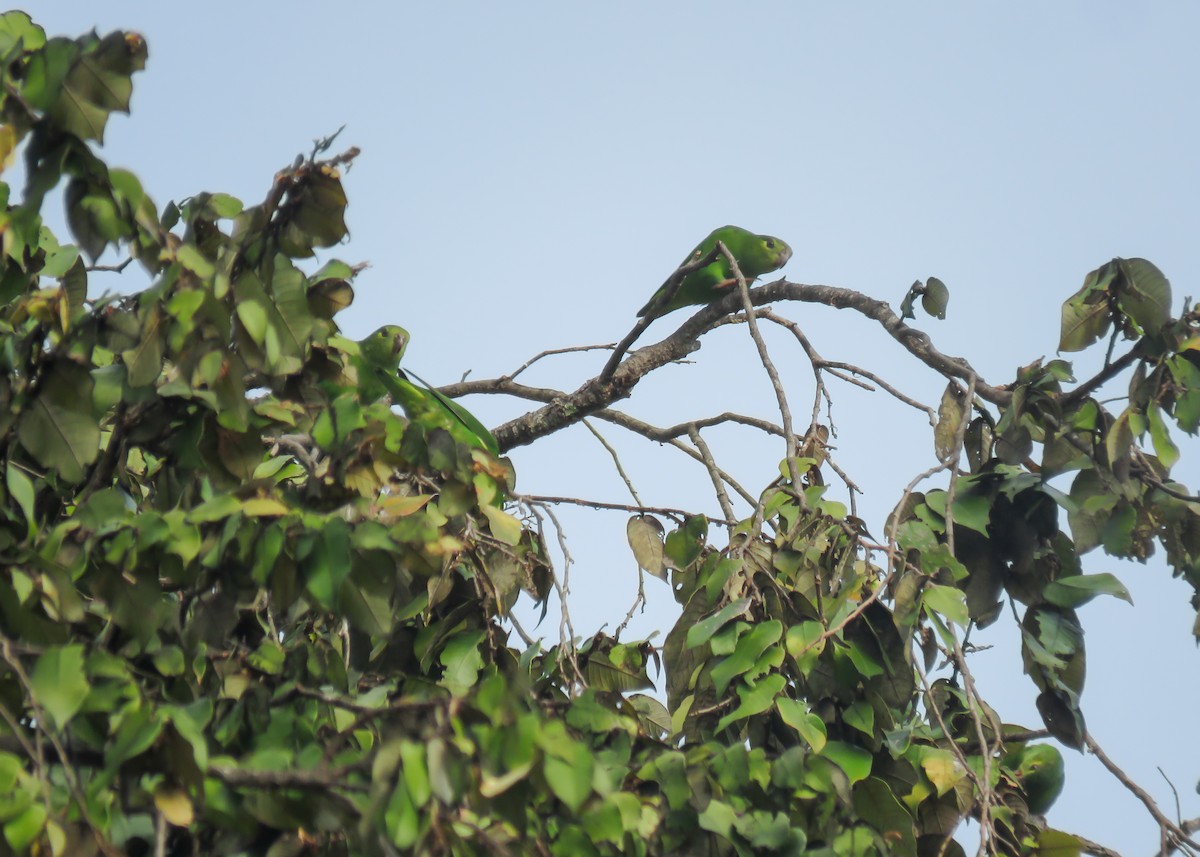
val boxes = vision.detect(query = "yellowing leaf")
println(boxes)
[154,787,195,827]
[482,505,522,545]
[920,748,966,795]
[627,515,666,580]
[241,497,289,517]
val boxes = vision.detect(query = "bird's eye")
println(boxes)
[765,239,775,249]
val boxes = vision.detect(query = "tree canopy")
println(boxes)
[0,12,1197,857]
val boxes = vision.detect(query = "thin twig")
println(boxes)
[582,418,644,507]
[761,310,937,425]
[537,504,586,692]
[86,257,134,274]
[1085,734,1200,855]
[503,343,616,381]
[613,569,647,639]
[724,246,800,474]
[522,494,734,526]
[687,425,736,525]
[912,659,997,856]
[943,373,977,556]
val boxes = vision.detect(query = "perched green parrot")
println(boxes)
[637,225,793,319]
[1005,743,1065,816]
[355,326,499,455]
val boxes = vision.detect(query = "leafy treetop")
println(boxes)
[0,12,1197,857]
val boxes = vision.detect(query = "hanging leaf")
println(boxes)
[1059,260,1118,352]
[627,515,666,580]
[16,360,100,482]
[934,382,967,461]
[1043,573,1133,609]
[922,276,949,320]
[1116,257,1171,334]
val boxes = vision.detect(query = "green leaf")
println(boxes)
[853,778,917,857]
[542,739,594,813]
[842,701,875,738]
[0,11,45,56]
[1035,828,1085,857]
[5,463,36,542]
[384,779,419,849]
[207,193,243,219]
[1116,257,1171,333]
[37,226,79,278]
[715,673,785,732]
[1147,403,1181,469]
[948,492,991,534]
[776,698,826,751]
[921,584,969,627]
[16,361,100,483]
[3,803,46,853]
[304,517,351,609]
[820,740,872,786]
[108,706,163,763]
[399,742,431,808]
[177,244,215,279]
[47,30,148,143]
[482,505,522,546]
[1043,573,1132,609]
[685,598,752,650]
[162,700,211,770]
[246,640,285,675]
[1059,261,1117,352]
[664,514,707,569]
[152,646,185,677]
[922,276,949,319]
[21,38,74,111]
[784,620,825,672]
[30,645,89,729]
[710,620,782,696]
[697,799,737,838]
[121,303,165,387]
[439,631,485,697]
[583,648,654,693]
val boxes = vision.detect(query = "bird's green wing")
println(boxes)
[354,325,498,455]
[399,369,499,456]
[637,225,793,319]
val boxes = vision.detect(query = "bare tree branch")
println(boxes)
[441,280,1007,452]
[1085,734,1200,855]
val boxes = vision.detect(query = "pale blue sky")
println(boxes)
[25,2,1200,850]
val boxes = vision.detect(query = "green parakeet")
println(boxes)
[355,326,499,455]
[1005,743,1065,815]
[637,225,793,319]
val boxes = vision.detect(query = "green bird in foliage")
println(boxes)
[1005,743,1065,816]
[637,225,793,319]
[356,326,499,455]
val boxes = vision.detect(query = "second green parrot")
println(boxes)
[1004,743,1065,816]
[638,225,793,319]
[355,325,499,455]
